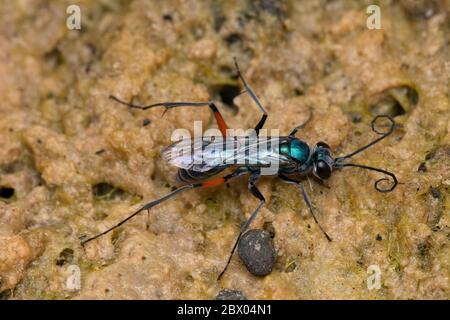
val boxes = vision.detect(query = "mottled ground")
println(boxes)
[0,0,448,299]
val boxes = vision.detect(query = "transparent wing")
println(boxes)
[220,136,291,167]
[162,136,292,172]
[162,137,223,172]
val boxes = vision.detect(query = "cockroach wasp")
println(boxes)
[81,58,398,279]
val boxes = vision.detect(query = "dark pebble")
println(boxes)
[238,229,276,277]
[215,289,246,300]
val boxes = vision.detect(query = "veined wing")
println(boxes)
[162,136,292,172]
[161,137,221,172]
[221,136,292,167]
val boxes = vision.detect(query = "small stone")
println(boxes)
[215,289,246,300]
[238,229,276,277]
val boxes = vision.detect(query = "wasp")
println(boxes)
[81,59,398,279]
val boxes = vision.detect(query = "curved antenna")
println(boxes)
[337,163,398,192]
[335,115,395,162]
[334,115,398,193]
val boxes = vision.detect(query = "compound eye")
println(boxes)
[317,141,330,149]
[316,160,331,179]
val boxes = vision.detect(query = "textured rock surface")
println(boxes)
[0,0,448,299]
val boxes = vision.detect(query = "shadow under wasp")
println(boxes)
[81,59,398,279]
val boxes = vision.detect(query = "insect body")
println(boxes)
[163,135,309,180]
[81,59,398,279]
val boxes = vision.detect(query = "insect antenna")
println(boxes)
[334,115,398,192]
[335,115,395,161]
[336,163,398,192]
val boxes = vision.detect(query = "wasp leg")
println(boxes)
[80,184,199,246]
[109,96,228,137]
[81,169,247,246]
[278,174,332,241]
[288,109,313,136]
[200,167,248,188]
[218,172,265,280]
[233,58,267,135]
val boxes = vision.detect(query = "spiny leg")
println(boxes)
[80,184,198,245]
[289,109,313,136]
[81,169,247,246]
[109,96,229,137]
[111,59,268,136]
[278,174,332,241]
[218,171,265,280]
[233,58,268,135]
[298,182,332,241]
